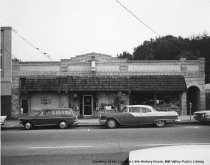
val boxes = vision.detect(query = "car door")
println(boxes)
[64,109,77,125]
[130,107,145,125]
[118,107,132,125]
[123,107,144,126]
[140,107,154,124]
[33,110,51,126]
[50,110,60,124]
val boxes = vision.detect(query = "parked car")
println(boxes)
[193,110,210,122]
[0,116,7,125]
[99,105,180,128]
[19,108,78,130]
[129,145,210,165]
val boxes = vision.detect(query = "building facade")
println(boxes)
[1,27,12,119]
[10,53,205,119]
[206,84,210,109]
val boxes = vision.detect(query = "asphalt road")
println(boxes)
[1,124,210,165]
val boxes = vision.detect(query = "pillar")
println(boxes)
[180,92,187,115]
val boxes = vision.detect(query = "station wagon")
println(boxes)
[19,108,78,130]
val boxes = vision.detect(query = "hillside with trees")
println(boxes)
[118,34,210,83]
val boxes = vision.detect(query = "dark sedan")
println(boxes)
[20,108,78,130]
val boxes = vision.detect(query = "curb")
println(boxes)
[1,125,101,130]
[1,121,201,130]
[175,121,199,124]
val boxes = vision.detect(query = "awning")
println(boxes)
[20,75,187,92]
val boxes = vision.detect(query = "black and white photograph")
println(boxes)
[1,0,210,165]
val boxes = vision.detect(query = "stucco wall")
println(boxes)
[1,82,11,95]
[19,92,70,114]
[1,27,12,118]
[1,27,12,82]
[128,63,181,72]
[30,92,60,111]
[19,62,60,75]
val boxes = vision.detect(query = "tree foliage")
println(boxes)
[114,92,127,111]
[117,51,132,60]
[118,34,210,83]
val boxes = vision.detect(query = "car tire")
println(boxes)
[24,121,32,130]
[107,119,117,129]
[155,120,165,127]
[58,121,68,129]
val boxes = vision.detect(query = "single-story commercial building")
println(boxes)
[11,53,206,118]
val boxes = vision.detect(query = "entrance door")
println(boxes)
[22,99,28,113]
[83,95,93,116]
[1,96,11,119]
[187,86,200,115]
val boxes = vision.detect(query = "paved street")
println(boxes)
[1,124,210,165]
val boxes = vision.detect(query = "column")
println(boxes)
[180,92,187,115]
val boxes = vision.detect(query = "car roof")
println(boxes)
[42,108,72,111]
[194,110,210,113]
[126,105,152,108]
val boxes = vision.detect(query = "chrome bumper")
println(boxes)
[72,120,79,125]
[175,119,181,122]
[99,119,107,125]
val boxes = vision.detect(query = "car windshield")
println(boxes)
[20,111,40,117]
[150,107,157,112]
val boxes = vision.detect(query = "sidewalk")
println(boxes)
[1,116,199,130]
[178,115,198,123]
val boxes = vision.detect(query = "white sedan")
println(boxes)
[0,116,7,125]
[99,105,180,128]
[193,110,210,122]
[129,145,210,165]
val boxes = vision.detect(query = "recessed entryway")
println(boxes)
[83,95,93,116]
[187,86,200,115]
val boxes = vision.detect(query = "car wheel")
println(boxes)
[107,119,117,129]
[59,121,68,129]
[24,121,32,130]
[155,120,165,127]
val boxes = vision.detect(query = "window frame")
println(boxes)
[129,107,141,113]
[140,107,152,113]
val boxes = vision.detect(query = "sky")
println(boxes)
[0,0,210,61]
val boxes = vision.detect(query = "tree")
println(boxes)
[12,57,21,62]
[114,92,127,112]
[118,51,132,60]
[118,34,210,83]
